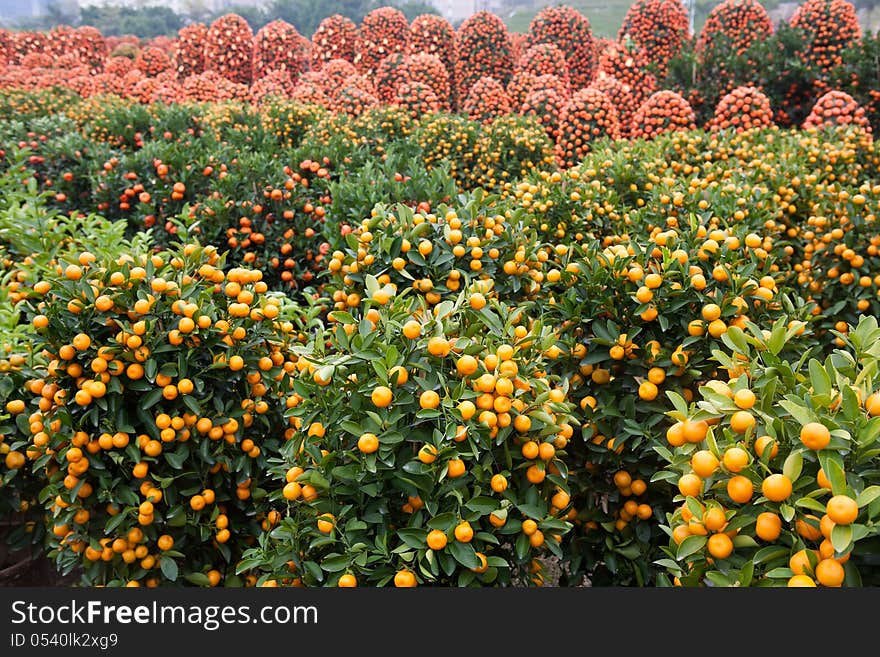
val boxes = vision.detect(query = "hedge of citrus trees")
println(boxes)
[1,1,880,588]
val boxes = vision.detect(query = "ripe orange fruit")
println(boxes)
[789,549,816,576]
[817,468,833,490]
[521,441,540,460]
[427,529,448,550]
[800,422,831,450]
[490,474,508,493]
[417,444,438,464]
[761,473,793,502]
[722,447,749,473]
[754,435,778,459]
[787,575,816,587]
[866,392,880,417]
[691,450,719,478]
[826,495,858,525]
[703,506,727,532]
[726,475,753,503]
[394,570,417,587]
[815,558,845,587]
[796,515,822,542]
[419,390,441,409]
[447,458,466,478]
[730,410,755,434]
[733,389,756,410]
[337,574,357,587]
[678,473,702,498]
[682,419,708,443]
[454,521,474,542]
[613,470,632,489]
[707,533,733,559]
[755,512,782,541]
[371,385,393,408]
[357,433,379,454]
[402,320,421,339]
[456,354,478,376]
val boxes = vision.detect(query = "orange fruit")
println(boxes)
[800,422,831,450]
[393,570,417,587]
[754,435,778,459]
[371,386,393,408]
[722,447,749,473]
[826,495,858,525]
[755,512,782,541]
[866,392,880,417]
[677,473,702,498]
[789,549,816,576]
[419,390,441,409]
[490,474,508,493]
[726,475,754,503]
[707,533,733,559]
[691,450,719,478]
[417,444,438,464]
[402,320,421,339]
[787,575,816,587]
[427,529,447,550]
[447,458,466,478]
[761,473,793,502]
[454,521,474,542]
[703,506,727,532]
[337,574,357,587]
[682,419,708,443]
[733,389,756,410]
[730,410,755,434]
[815,559,845,587]
[357,433,379,454]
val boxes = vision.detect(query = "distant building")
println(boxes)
[0,0,59,25]
[435,0,503,24]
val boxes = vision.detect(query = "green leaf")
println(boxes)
[427,513,456,531]
[184,572,212,587]
[465,496,498,515]
[141,387,163,410]
[666,391,688,417]
[739,560,754,587]
[448,540,480,569]
[831,524,853,554]
[782,451,803,482]
[320,554,351,572]
[159,556,178,582]
[794,497,827,513]
[676,535,707,560]
[857,485,880,508]
[818,451,848,495]
[396,528,428,549]
[808,359,831,396]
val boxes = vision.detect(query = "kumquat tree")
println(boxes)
[1,1,880,589]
